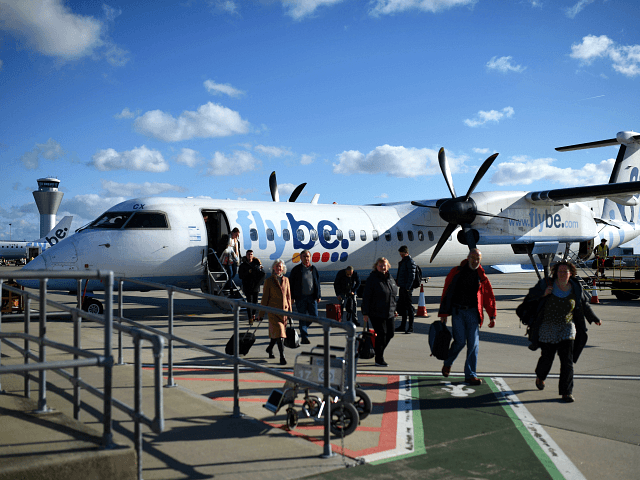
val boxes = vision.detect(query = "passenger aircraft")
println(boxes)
[0,216,73,261]
[18,131,640,312]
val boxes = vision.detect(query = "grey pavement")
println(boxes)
[1,267,640,479]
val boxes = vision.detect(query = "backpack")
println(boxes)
[428,321,452,360]
[411,264,422,289]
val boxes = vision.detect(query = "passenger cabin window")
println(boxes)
[349,230,356,241]
[372,230,379,241]
[124,212,168,229]
[297,229,305,242]
[428,231,434,241]
[266,228,274,241]
[418,230,424,241]
[397,231,403,241]
[384,231,391,241]
[336,230,343,241]
[250,228,258,241]
[407,231,414,241]
[89,212,133,229]
[360,230,366,241]
[323,229,331,241]
[283,229,290,241]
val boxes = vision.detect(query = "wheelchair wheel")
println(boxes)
[329,401,359,436]
[354,388,372,421]
[302,396,322,418]
[286,407,298,430]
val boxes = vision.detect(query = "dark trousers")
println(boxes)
[245,291,258,320]
[370,316,395,361]
[535,340,574,395]
[396,288,414,328]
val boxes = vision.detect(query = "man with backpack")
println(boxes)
[395,245,418,334]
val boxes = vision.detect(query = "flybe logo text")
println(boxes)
[507,209,579,232]
[236,211,349,260]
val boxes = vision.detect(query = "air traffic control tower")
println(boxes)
[33,178,64,238]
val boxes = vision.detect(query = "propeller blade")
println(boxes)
[430,222,458,263]
[464,153,498,200]
[269,171,279,202]
[288,183,307,202]
[438,148,457,198]
[461,224,477,250]
[475,210,519,221]
[411,200,440,209]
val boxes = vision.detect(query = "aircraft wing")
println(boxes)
[525,181,640,206]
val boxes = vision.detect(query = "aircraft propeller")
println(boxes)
[269,171,307,202]
[411,148,514,263]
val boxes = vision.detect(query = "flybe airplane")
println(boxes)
[0,216,73,261]
[18,131,640,312]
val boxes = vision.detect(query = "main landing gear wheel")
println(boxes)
[354,388,372,421]
[82,298,104,314]
[329,401,359,436]
[286,407,299,430]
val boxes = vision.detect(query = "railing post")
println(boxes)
[35,278,50,413]
[0,279,3,393]
[321,324,334,458]
[166,289,176,387]
[24,296,31,398]
[232,301,242,418]
[102,271,114,448]
[117,279,124,365]
[73,310,81,420]
[134,334,143,480]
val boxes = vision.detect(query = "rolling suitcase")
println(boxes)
[225,318,263,356]
[326,303,342,322]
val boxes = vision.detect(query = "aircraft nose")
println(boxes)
[22,254,46,271]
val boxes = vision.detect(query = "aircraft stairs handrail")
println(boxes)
[564,248,595,297]
[205,250,245,312]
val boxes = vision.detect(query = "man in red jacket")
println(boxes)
[439,249,496,385]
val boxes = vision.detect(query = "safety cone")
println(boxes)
[590,278,600,304]
[416,284,429,317]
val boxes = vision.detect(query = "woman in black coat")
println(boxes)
[519,260,601,402]
[361,257,397,367]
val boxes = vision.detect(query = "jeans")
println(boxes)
[445,307,480,379]
[223,264,237,290]
[535,340,574,395]
[295,295,318,339]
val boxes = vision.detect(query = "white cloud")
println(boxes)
[300,153,315,165]
[100,180,185,197]
[254,145,293,157]
[464,106,514,128]
[277,183,298,198]
[570,35,640,77]
[134,102,250,142]
[206,150,261,175]
[204,79,244,97]
[90,146,169,172]
[370,0,478,16]
[114,107,137,119]
[564,0,596,19]
[282,0,345,20]
[19,138,65,169]
[333,145,466,178]
[473,147,490,154]
[176,148,201,167]
[64,193,128,221]
[486,56,526,73]
[208,0,239,15]
[490,156,614,186]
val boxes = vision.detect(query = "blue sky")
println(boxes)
[1,0,639,241]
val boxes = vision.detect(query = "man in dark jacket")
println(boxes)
[439,249,496,385]
[333,266,361,326]
[289,250,321,344]
[238,250,264,323]
[395,245,417,334]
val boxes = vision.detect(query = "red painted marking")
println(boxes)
[312,252,321,262]
[321,252,330,262]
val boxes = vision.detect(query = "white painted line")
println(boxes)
[491,377,587,480]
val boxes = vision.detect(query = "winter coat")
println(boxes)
[333,269,361,297]
[238,258,265,294]
[438,259,497,326]
[396,255,417,291]
[289,263,321,302]
[361,269,397,320]
[259,275,292,339]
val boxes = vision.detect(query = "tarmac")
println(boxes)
[1,266,640,479]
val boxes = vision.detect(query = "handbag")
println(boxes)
[283,319,300,349]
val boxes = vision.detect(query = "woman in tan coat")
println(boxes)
[259,259,292,365]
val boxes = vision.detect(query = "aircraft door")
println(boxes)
[202,210,230,271]
[578,238,595,260]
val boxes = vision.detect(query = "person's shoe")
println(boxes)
[465,377,482,385]
[266,347,275,359]
[562,394,575,403]
[395,325,406,332]
[535,378,545,390]
[301,337,311,345]
[405,327,413,334]
[442,365,451,377]
[375,358,388,367]
[280,356,287,365]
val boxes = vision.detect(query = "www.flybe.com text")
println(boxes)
[507,208,579,232]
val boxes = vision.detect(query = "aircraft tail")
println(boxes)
[37,216,73,247]
[556,131,640,223]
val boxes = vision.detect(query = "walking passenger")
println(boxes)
[289,250,321,344]
[238,250,264,324]
[258,259,292,365]
[439,249,496,385]
[333,266,361,326]
[395,245,417,334]
[361,257,398,367]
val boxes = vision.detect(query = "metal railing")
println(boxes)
[111,276,357,458]
[0,271,165,480]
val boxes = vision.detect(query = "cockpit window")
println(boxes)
[88,212,133,229]
[124,212,169,229]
